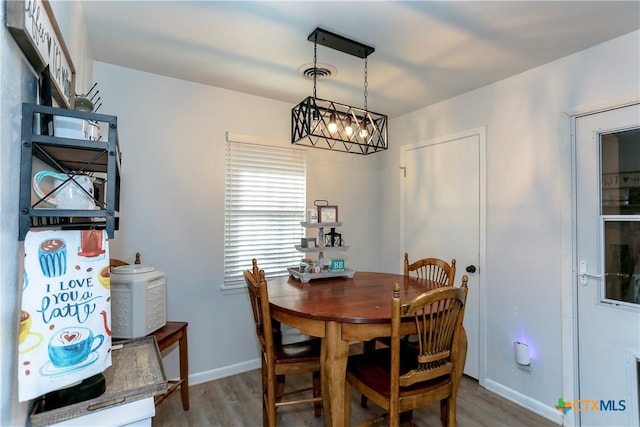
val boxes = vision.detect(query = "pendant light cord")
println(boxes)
[363,56,368,112]
[313,37,318,99]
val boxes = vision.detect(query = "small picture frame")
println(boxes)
[301,237,316,248]
[318,205,338,223]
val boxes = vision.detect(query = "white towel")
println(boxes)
[19,230,112,402]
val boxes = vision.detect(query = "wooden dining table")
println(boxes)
[268,271,467,427]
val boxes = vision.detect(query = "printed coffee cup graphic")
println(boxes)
[39,239,67,277]
[48,327,104,368]
[18,310,43,355]
[19,310,31,344]
[78,230,105,258]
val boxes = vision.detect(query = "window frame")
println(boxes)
[223,133,306,292]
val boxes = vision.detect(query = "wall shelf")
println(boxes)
[18,103,121,240]
[294,245,349,252]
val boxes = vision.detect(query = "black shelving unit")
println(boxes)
[19,103,121,240]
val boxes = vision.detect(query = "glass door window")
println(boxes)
[601,128,640,306]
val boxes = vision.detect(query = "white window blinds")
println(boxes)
[224,140,306,288]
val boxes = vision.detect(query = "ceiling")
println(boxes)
[81,1,640,118]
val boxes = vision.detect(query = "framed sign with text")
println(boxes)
[602,171,640,189]
[6,0,76,108]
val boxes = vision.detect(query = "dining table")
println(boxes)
[268,271,468,427]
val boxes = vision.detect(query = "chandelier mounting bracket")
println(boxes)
[308,28,374,59]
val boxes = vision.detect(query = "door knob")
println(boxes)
[466,265,476,273]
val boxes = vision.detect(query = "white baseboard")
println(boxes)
[484,379,564,425]
[188,358,260,387]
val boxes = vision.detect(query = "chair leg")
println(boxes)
[360,340,377,407]
[275,375,285,401]
[400,410,413,423]
[390,412,400,427]
[360,394,369,408]
[263,359,278,427]
[312,371,322,417]
[262,396,269,427]
[440,397,456,427]
[262,359,276,427]
[389,394,401,427]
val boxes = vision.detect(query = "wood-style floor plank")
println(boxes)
[152,369,558,427]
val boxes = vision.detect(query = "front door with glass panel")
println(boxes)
[575,104,640,427]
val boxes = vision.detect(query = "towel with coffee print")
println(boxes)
[18,230,112,402]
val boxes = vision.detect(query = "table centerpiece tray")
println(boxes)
[287,266,355,283]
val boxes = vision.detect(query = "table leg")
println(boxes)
[179,328,190,410]
[322,321,350,427]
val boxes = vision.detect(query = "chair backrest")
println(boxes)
[244,259,274,358]
[110,252,142,267]
[404,252,456,286]
[390,275,468,392]
[110,258,128,267]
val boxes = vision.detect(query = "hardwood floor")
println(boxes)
[152,369,559,427]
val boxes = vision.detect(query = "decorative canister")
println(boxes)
[307,209,318,223]
[299,258,313,274]
[312,262,322,274]
[74,97,94,112]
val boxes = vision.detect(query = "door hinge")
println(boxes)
[399,166,406,178]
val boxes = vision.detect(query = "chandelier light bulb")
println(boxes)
[359,119,369,138]
[311,108,320,132]
[345,117,353,136]
[328,113,337,133]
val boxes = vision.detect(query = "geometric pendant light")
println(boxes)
[291,28,388,154]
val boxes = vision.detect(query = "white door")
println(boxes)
[575,104,640,427]
[402,127,484,380]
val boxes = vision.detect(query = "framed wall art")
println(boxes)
[318,205,338,223]
[6,0,76,108]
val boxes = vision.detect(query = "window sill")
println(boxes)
[222,271,290,296]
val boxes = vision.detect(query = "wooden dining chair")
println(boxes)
[404,252,456,286]
[399,253,457,351]
[361,253,457,377]
[109,252,142,267]
[244,259,322,427]
[348,275,469,427]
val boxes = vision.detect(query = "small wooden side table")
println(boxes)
[148,321,189,410]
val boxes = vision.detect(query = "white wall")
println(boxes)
[92,62,382,382]
[48,0,94,95]
[380,30,640,421]
[0,1,92,424]
[0,9,37,426]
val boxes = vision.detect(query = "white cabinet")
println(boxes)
[47,397,155,427]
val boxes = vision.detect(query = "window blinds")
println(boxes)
[224,141,306,288]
